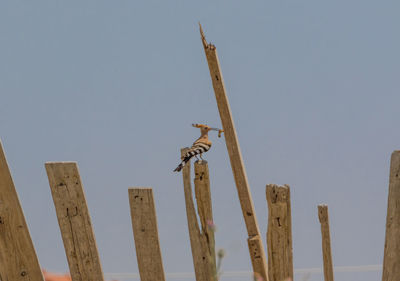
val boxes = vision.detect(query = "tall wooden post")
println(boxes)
[318,205,334,281]
[45,162,105,281]
[181,148,216,281]
[266,184,293,281]
[128,188,166,281]
[0,140,44,281]
[382,151,400,281]
[194,161,217,280]
[200,24,269,281]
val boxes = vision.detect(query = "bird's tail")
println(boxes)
[173,163,184,172]
[173,156,191,172]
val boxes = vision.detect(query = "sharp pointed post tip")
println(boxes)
[199,22,208,48]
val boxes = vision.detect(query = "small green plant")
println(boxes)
[216,248,225,280]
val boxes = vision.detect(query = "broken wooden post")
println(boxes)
[0,140,45,281]
[194,161,217,280]
[45,162,105,281]
[382,151,400,281]
[128,188,166,281]
[181,148,216,281]
[318,205,334,281]
[200,24,269,281]
[266,184,293,281]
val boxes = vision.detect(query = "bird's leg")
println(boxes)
[200,154,204,162]
[195,155,200,161]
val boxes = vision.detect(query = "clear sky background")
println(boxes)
[1,1,399,281]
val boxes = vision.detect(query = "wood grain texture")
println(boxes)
[382,151,400,281]
[45,162,104,281]
[266,184,293,281]
[247,235,269,281]
[0,141,44,281]
[200,25,269,281]
[128,188,166,281]
[200,25,259,237]
[181,148,215,281]
[318,205,334,281]
[194,161,217,280]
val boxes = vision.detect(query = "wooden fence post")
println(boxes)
[181,148,216,281]
[382,151,400,281]
[266,184,293,281]
[200,24,269,281]
[45,162,105,281]
[318,205,334,281]
[128,188,166,281]
[0,140,44,281]
[194,161,217,280]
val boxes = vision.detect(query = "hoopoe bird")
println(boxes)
[174,123,224,172]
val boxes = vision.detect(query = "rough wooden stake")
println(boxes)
[128,188,166,281]
[194,161,217,280]
[200,24,269,281]
[181,148,215,281]
[247,235,269,281]
[318,205,334,281]
[382,151,400,281]
[0,140,45,281]
[45,162,105,281]
[266,184,293,281]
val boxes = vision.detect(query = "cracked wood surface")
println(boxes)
[266,184,293,281]
[318,205,334,281]
[194,161,217,281]
[200,24,269,281]
[0,141,44,281]
[128,188,166,281]
[45,162,104,281]
[181,148,215,281]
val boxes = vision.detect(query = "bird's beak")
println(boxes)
[210,128,224,138]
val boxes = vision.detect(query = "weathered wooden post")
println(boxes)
[318,205,334,281]
[382,151,400,281]
[0,140,45,281]
[194,161,217,279]
[200,24,269,281]
[181,148,216,281]
[266,184,293,281]
[45,162,105,281]
[128,188,166,281]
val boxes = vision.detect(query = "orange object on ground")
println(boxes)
[42,270,71,281]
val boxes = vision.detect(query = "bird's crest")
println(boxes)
[192,123,207,128]
[192,123,224,138]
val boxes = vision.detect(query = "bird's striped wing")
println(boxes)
[174,142,212,172]
[184,142,211,158]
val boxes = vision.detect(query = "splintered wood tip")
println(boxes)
[199,22,207,48]
[199,22,215,50]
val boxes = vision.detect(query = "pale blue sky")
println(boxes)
[1,1,399,280]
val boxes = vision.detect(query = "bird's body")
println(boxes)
[174,124,223,172]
